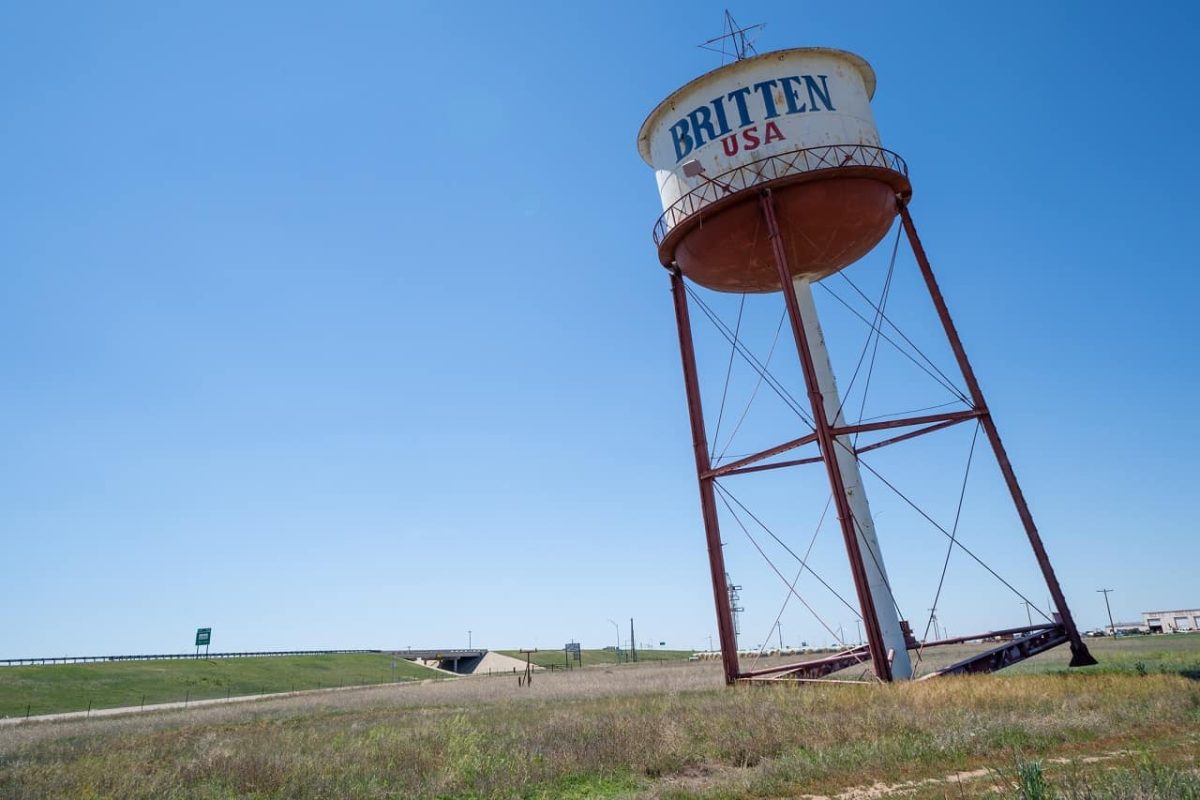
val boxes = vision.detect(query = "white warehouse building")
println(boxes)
[1142,609,1200,634]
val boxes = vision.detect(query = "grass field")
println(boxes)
[497,649,695,669]
[1008,631,1200,676]
[1,635,1197,798]
[0,653,443,718]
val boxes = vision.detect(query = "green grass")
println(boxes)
[3,669,1197,799]
[496,648,694,669]
[983,754,1200,800]
[3,637,1198,798]
[0,653,444,717]
[6,636,1192,720]
[1005,633,1200,678]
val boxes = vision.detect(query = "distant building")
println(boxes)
[1142,609,1200,634]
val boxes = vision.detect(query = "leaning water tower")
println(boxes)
[638,44,1097,684]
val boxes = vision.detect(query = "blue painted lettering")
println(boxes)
[670,119,694,161]
[687,105,720,148]
[804,75,835,111]
[780,76,808,114]
[710,95,732,136]
[726,87,754,127]
[666,73,835,162]
[752,80,780,119]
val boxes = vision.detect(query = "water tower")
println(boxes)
[638,45,1096,684]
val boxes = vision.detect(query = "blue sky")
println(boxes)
[2,2,1196,658]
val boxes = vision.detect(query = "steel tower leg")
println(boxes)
[760,188,894,682]
[669,268,742,685]
[897,202,1097,668]
[791,276,914,679]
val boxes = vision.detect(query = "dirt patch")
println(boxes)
[795,750,1135,800]
[650,762,735,797]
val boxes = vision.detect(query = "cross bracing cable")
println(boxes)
[819,279,970,404]
[831,268,971,403]
[847,512,907,625]
[833,224,901,426]
[910,422,982,676]
[843,437,1054,623]
[858,400,964,424]
[686,285,812,426]
[716,310,787,464]
[715,487,850,648]
[751,494,834,663]
[837,264,965,392]
[714,482,861,619]
[684,284,815,429]
[710,293,746,456]
[923,420,982,641]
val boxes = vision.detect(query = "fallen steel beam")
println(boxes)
[739,646,870,681]
[917,626,1070,679]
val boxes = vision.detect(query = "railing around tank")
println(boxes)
[652,144,908,246]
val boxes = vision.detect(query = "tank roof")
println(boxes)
[637,47,877,165]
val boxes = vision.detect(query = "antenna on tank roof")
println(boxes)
[698,10,764,63]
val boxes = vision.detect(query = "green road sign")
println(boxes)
[195,628,211,647]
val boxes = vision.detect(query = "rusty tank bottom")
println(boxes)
[667,175,901,293]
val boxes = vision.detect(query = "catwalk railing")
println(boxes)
[652,144,908,246]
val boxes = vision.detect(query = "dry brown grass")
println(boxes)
[2,658,718,751]
[2,648,1198,799]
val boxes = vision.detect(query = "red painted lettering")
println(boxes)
[764,121,785,144]
[720,134,739,157]
[743,126,760,150]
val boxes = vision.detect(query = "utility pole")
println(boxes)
[727,573,744,649]
[777,622,784,650]
[630,618,637,663]
[468,630,472,649]
[1097,589,1116,636]
[607,619,620,662]
[1021,600,1033,627]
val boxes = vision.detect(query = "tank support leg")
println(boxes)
[897,201,1096,668]
[789,276,914,679]
[760,188,895,682]
[669,267,742,685]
